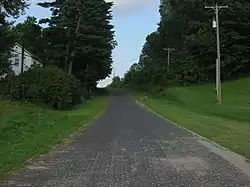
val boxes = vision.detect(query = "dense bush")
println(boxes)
[0,78,10,95]
[4,67,84,109]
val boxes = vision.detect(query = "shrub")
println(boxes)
[4,67,83,109]
[152,86,164,94]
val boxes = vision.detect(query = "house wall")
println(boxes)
[10,44,40,75]
[32,58,42,67]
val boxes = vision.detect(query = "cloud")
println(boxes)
[106,0,154,11]
[30,0,154,12]
[27,0,155,18]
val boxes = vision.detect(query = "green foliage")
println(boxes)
[135,78,250,159]
[4,67,83,109]
[0,0,29,76]
[0,18,15,77]
[11,16,46,63]
[0,0,31,78]
[0,95,108,175]
[0,0,27,18]
[80,87,92,100]
[1,0,116,97]
[109,76,122,88]
[123,0,250,89]
[38,0,116,90]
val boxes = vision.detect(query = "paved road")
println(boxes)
[1,92,250,186]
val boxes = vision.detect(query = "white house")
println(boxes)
[10,43,43,75]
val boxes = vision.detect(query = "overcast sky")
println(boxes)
[18,0,160,87]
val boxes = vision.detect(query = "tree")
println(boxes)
[38,0,116,90]
[11,16,45,60]
[0,0,29,76]
[123,0,250,89]
[0,0,27,18]
[0,19,14,76]
[109,76,122,88]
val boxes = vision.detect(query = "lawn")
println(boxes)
[134,78,250,159]
[0,95,109,176]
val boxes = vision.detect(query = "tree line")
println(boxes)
[0,0,116,91]
[121,0,250,89]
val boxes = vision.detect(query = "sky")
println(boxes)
[17,0,161,87]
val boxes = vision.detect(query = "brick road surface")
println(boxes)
[1,91,250,186]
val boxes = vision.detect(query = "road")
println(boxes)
[1,92,250,186]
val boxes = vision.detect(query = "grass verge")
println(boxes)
[0,94,109,176]
[133,78,250,160]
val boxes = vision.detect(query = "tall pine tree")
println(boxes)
[38,0,116,90]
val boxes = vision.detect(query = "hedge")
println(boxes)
[4,67,83,109]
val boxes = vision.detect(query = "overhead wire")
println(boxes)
[113,57,139,65]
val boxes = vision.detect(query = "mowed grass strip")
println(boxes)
[0,95,109,176]
[135,78,250,159]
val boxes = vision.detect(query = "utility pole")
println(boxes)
[205,4,228,104]
[164,48,174,71]
[21,42,25,74]
[20,41,25,99]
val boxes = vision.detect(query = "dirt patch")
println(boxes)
[168,156,209,174]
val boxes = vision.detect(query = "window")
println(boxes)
[14,58,19,66]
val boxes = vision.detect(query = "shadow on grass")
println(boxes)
[92,88,110,97]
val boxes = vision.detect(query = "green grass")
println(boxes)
[0,95,109,176]
[134,78,250,159]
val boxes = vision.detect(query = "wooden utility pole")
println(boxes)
[205,4,228,104]
[20,41,25,99]
[164,48,174,71]
[21,42,25,74]
[216,58,219,103]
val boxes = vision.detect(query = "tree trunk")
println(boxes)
[84,63,88,90]
[68,12,82,74]
[64,29,71,72]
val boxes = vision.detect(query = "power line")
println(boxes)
[113,64,115,78]
[114,57,139,65]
